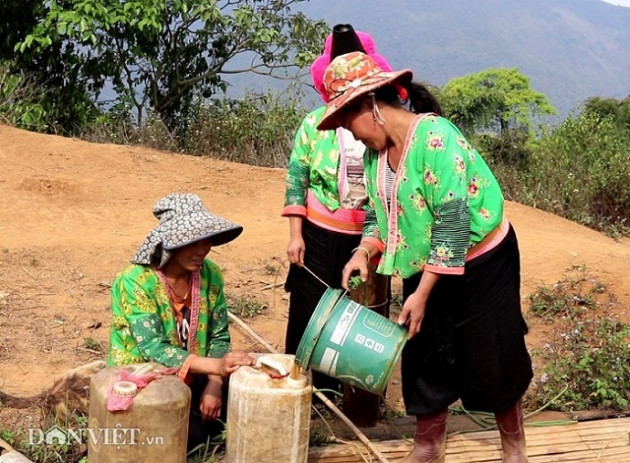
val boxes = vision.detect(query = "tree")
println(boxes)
[0,0,98,133]
[583,95,630,131]
[17,0,327,129]
[441,68,556,135]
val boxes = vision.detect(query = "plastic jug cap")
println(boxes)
[286,375,308,389]
[255,356,289,378]
[113,380,138,397]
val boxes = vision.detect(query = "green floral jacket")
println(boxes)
[107,259,230,368]
[283,106,346,216]
[363,114,504,278]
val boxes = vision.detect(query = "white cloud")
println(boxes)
[601,0,630,6]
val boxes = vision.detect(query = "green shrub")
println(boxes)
[473,129,533,204]
[82,88,307,168]
[82,337,104,352]
[475,128,532,170]
[0,428,15,446]
[179,89,306,167]
[531,316,630,411]
[82,107,179,152]
[0,62,47,131]
[522,111,630,235]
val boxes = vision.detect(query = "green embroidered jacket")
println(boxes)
[107,259,230,367]
[363,115,504,278]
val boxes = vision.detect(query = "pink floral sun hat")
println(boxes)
[316,51,413,131]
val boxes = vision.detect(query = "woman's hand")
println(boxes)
[397,291,428,339]
[199,375,223,420]
[219,351,255,376]
[397,271,440,339]
[341,250,370,289]
[287,216,305,266]
[190,351,255,376]
[287,235,306,266]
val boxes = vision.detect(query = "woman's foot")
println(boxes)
[495,399,529,463]
[398,410,448,463]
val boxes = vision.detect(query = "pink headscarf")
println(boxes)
[310,31,392,102]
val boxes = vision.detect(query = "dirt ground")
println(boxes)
[1,123,630,424]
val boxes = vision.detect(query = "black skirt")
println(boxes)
[284,219,362,392]
[401,225,533,415]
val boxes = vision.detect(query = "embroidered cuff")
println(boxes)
[423,264,465,275]
[178,353,197,382]
[281,205,307,217]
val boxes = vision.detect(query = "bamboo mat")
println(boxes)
[308,417,630,463]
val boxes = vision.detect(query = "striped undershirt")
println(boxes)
[385,160,396,211]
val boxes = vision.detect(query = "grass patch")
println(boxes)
[1,413,226,463]
[527,265,630,412]
[528,264,610,322]
[309,403,337,447]
[0,428,15,446]
[82,337,103,352]
[186,427,226,463]
[1,412,87,463]
[227,295,267,319]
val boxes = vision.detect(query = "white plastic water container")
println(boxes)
[226,354,311,463]
[87,363,190,463]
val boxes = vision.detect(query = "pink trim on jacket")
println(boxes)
[466,217,510,262]
[423,264,465,276]
[281,204,307,217]
[304,191,366,234]
[178,354,196,383]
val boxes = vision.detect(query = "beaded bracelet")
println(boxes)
[352,246,371,260]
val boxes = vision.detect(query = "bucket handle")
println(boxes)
[304,263,387,310]
[303,264,349,299]
[366,299,389,310]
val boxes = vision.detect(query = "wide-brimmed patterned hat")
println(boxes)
[132,193,243,267]
[310,25,392,102]
[317,51,412,131]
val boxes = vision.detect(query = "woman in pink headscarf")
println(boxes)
[281,25,392,395]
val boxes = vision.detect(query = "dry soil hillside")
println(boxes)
[1,123,629,419]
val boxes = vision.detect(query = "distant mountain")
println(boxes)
[292,0,630,119]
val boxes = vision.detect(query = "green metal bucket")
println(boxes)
[295,288,408,395]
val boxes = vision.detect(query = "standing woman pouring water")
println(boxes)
[318,52,533,463]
